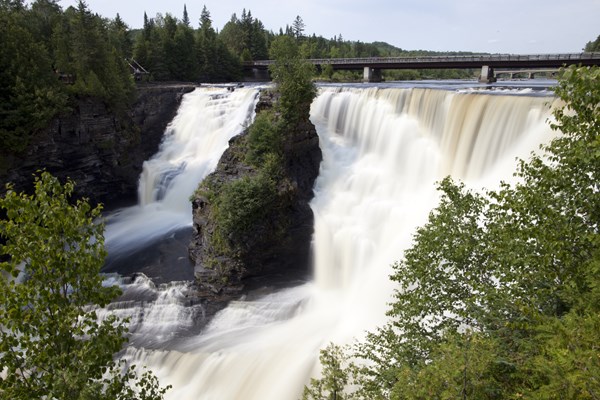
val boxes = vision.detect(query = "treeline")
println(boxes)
[1,0,474,154]
[131,6,242,82]
[585,35,600,52]
[0,0,134,153]
[130,8,476,82]
[128,9,396,83]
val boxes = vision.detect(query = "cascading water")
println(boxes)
[109,84,560,400]
[103,87,259,260]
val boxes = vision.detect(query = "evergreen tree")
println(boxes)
[584,34,600,52]
[220,13,243,55]
[173,20,198,81]
[160,13,178,78]
[292,15,305,39]
[109,13,132,58]
[182,4,189,27]
[29,0,62,56]
[0,4,66,152]
[196,5,217,81]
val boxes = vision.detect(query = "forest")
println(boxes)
[1,0,476,154]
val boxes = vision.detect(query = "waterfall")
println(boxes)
[112,85,560,400]
[103,87,259,257]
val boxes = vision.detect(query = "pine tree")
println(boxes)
[292,15,305,39]
[182,4,190,27]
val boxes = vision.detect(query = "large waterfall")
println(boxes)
[107,83,559,400]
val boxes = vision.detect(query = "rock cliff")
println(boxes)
[0,84,195,205]
[189,91,322,299]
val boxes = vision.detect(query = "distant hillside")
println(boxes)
[372,41,484,57]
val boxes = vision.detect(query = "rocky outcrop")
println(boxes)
[0,84,195,205]
[189,91,322,299]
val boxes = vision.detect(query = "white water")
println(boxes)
[110,85,560,400]
[104,87,259,256]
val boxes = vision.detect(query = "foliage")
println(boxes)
[302,344,353,400]
[133,6,241,83]
[269,35,317,123]
[302,65,600,399]
[214,159,280,242]
[58,2,135,110]
[292,16,305,39]
[245,109,282,166]
[0,172,169,399]
[584,34,600,52]
[0,5,67,152]
[0,1,135,154]
[220,9,269,62]
[197,150,285,266]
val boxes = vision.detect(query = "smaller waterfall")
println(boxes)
[103,87,259,258]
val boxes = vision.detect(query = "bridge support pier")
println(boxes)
[363,67,382,83]
[478,65,497,83]
[242,68,271,82]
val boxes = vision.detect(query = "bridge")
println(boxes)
[243,52,600,82]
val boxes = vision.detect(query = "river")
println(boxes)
[99,80,560,400]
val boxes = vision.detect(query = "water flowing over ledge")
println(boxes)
[103,87,259,262]
[108,85,559,400]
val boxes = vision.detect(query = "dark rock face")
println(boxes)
[189,92,322,300]
[0,84,195,205]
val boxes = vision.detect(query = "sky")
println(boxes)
[59,0,599,54]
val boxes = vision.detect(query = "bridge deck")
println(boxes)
[244,53,600,71]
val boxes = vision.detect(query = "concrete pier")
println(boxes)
[363,66,382,83]
[479,65,497,83]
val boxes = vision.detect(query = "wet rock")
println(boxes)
[189,90,322,299]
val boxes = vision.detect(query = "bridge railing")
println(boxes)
[244,52,600,67]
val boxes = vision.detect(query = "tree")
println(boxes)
[0,172,169,399]
[109,13,132,58]
[196,5,217,80]
[302,344,352,400]
[219,13,243,55]
[219,9,269,62]
[0,5,66,152]
[182,4,189,27]
[584,34,600,52]
[292,15,305,39]
[268,35,316,123]
[172,21,198,81]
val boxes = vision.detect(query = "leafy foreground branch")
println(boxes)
[303,66,600,400]
[0,172,169,399]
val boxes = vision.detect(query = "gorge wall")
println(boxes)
[0,84,195,205]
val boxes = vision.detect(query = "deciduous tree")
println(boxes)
[0,172,169,399]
